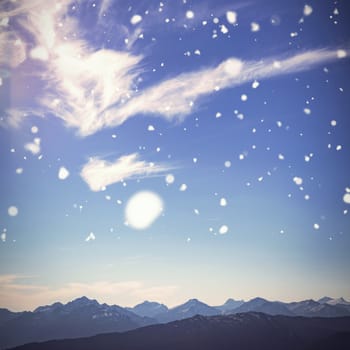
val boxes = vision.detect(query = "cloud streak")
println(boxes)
[80,153,171,192]
[109,48,348,128]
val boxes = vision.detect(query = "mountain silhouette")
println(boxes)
[10,312,350,350]
[2,296,350,349]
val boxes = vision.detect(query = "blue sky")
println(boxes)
[0,0,350,311]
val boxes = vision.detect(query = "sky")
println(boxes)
[0,0,350,312]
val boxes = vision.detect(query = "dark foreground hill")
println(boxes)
[11,312,350,350]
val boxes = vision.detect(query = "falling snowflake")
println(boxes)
[226,11,237,24]
[220,198,227,206]
[85,232,96,241]
[303,4,313,16]
[251,22,260,32]
[179,184,187,191]
[165,174,175,184]
[130,14,142,25]
[219,225,229,234]
[8,206,18,217]
[293,177,303,186]
[186,10,194,19]
[58,166,70,180]
[252,80,260,89]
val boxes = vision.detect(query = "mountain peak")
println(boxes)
[67,296,99,308]
[318,296,333,304]
[187,298,200,303]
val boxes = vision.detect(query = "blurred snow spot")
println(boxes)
[226,11,237,24]
[303,4,313,16]
[186,10,194,19]
[179,184,187,191]
[337,50,347,58]
[165,174,175,184]
[8,206,18,216]
[252,80,260,89]
[343,191,350,204]
[125,191,163,230]
[31,126,39,134]
[85,232,96,241]
[251,22,260,32]
[220,25,229,34]
[130,14,142,25]
[220,198,227,206]
[293,176,303,186]
[219,225,229,234]
[25,138,41,155]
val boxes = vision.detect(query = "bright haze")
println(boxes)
[0,0,350,311]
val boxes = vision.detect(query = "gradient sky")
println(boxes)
[1,0,350,311]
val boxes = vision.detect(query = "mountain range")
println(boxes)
[10,312,350,350]
[1,295,350,349]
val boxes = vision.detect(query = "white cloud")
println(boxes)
[0,31,26,67]
[81,153,171,192]
[1,0,142,136]
[30,46,49,61]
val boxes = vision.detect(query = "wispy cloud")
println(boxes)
[109,48,348,127]
[0,275,178,311]
[1,0,142,135]
[1,1,348,137]
[81,153,171,192]
[0,31,26,68]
